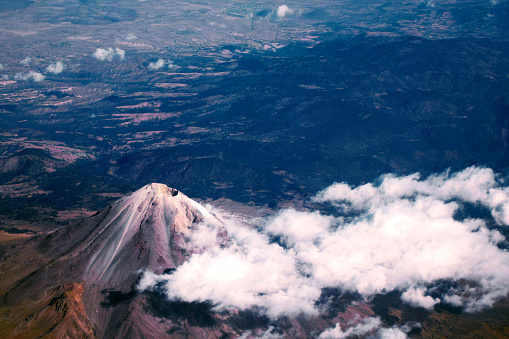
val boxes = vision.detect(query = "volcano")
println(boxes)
[0,183,231,338]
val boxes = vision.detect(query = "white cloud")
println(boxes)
[125,33,137,41]
[376,326,408,339]
[148,59,175,70]
[148,59,165,70]
[93,48,113,61]
[319,317,412,339]
[307,168,509,311]
[276,5,293,18]
[14,71,45,82]
[238,326,283,339]
[265,209,334,246]
[187,221,226,253]
[20,57,31,65]
[139,216,321,319]
[115,48,125,60]
[401,287,439,310]
[139,167,509,318]
[46,61,65,74]
[0,64,4,70]
[208,21,227,29]
[313,166,509,226]
[93,47,125,61]
[115,33,137,43]
[319,317,381,338]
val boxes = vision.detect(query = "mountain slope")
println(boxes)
[0,183,227,338]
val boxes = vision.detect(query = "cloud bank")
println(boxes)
[93,47,125,61]
[139,218,320,319]
[139,167,509,322]
[46,61,65,74]
[313,166,509,226]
